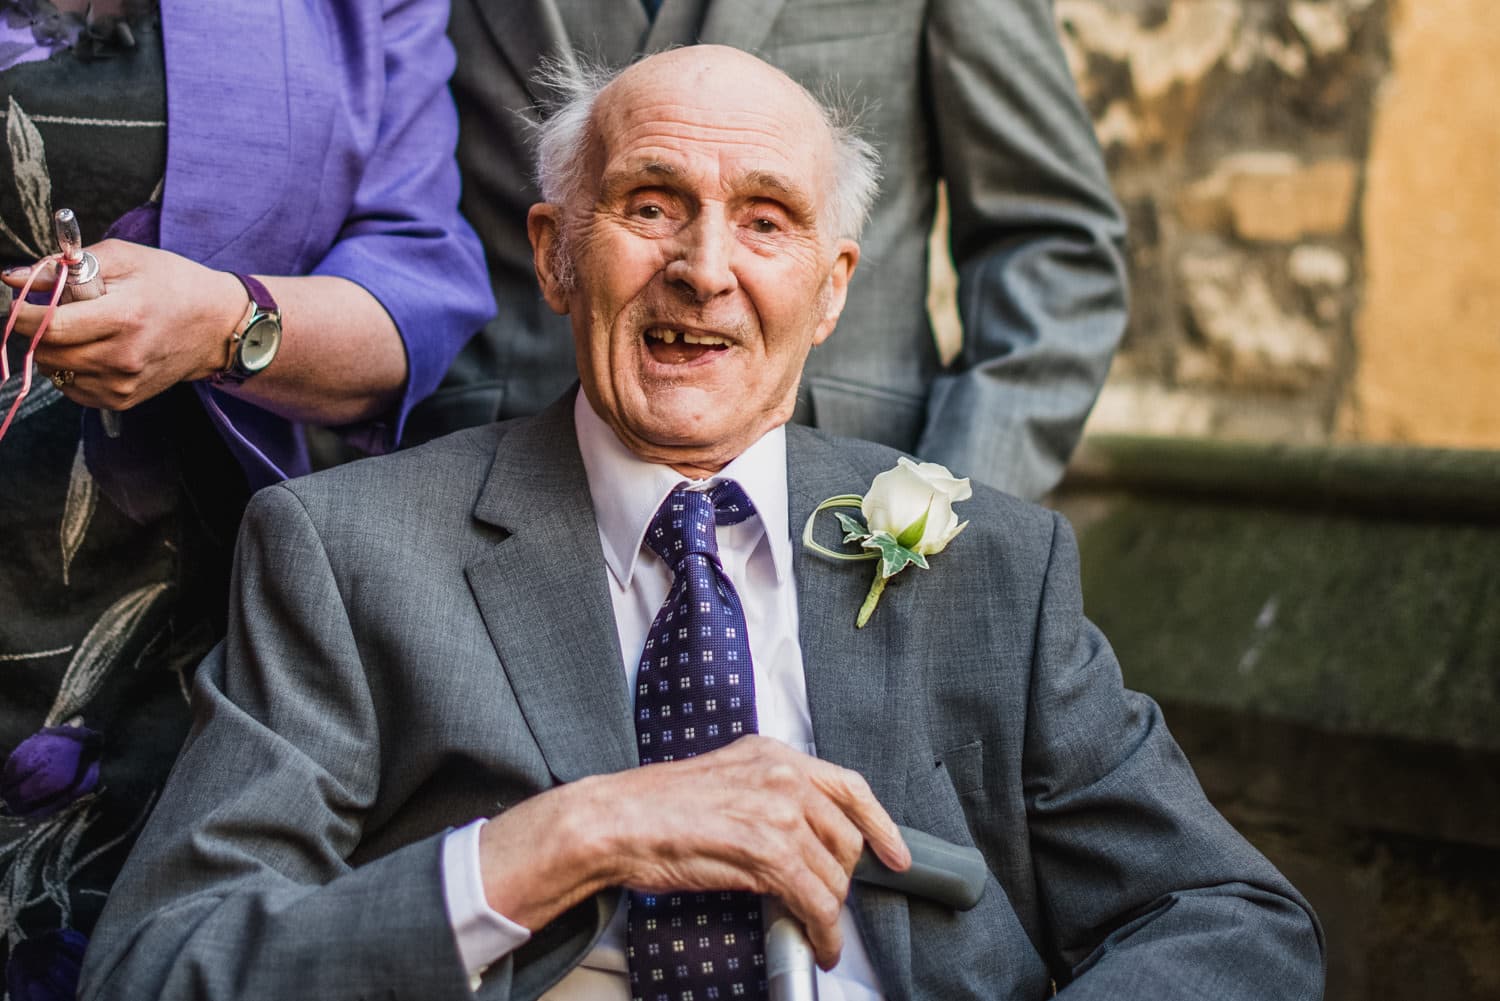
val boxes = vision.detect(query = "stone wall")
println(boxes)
[972,0,1500,448]
[1030,9,1500,996]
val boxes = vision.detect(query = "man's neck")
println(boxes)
[573,391,793,588]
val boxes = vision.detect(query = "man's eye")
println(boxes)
[635,204,664,220]
[749,217,779,234]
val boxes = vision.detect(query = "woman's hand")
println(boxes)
[3,240,406,426]
[3,240,241,411]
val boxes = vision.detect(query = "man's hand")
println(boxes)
[477,736,910,970]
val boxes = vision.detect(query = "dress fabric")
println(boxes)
[0,4,243,992]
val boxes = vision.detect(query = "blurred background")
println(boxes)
[928,0,1499,997]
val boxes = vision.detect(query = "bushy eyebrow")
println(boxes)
[737,170,818,225]
[596,160,678,203]
[596,160,818,225]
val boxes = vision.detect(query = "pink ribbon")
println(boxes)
[0,256,70,443]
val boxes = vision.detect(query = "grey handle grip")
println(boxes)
[852,825,987,910]
[766,827,985,1001]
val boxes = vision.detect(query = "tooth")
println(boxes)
[661,329,677,344]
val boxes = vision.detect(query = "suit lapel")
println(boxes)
[786,427,915,1000]
[466,0,644,109]
[554,0,651,67]
[642,0,711,50]
[467,414,917,991]
[699,0,789,53]
[466,396,638,783]
[465,0,788,109]
[466,0,574,108]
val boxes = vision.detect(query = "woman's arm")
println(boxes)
[4,243,406,427]
[3,0,492,442]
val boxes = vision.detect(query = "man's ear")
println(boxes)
[528,203,570,315]
[811,239,860,347]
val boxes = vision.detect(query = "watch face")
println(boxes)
[240,315,282,372]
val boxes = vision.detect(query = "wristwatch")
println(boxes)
[212,273,282,385]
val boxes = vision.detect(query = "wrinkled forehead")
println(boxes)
[588,52,837,204]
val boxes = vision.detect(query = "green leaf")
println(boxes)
[862,531,930,579]
[894,498,933,549]
[802,499,879,563]
[834,511,869,544]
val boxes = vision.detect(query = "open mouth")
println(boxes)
[644,326,732,365]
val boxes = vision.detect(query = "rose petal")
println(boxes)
[862,461,937,538]
[900,457,972,502]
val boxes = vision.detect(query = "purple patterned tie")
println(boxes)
[627,481,767,1001]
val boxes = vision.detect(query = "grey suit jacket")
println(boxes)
[81,396,1321,1000]
[411,0,1128,500]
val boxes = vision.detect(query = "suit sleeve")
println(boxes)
[916,0,1128,499]
[77,485,479,1001]
[311,0,495,454]
[1023,513,1325,998]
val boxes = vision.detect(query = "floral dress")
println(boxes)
[0,4,246,997]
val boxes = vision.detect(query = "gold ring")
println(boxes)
[50,369,75,389]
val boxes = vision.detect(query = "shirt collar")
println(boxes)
[574,392,792,588]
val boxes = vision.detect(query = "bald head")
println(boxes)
[534,46,879,242]
[605,44,825,117]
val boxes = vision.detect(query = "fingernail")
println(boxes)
[3,265,30,279]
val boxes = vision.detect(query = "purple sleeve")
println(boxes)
[310,0,495,454]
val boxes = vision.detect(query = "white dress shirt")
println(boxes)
[439,393,885,1000]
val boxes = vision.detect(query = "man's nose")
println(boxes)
[664,212,739,302]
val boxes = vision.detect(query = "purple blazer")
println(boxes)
[159,0,494,487]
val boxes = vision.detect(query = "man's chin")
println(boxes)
[613,403,772,474]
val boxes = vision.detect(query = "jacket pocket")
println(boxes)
[937,738,985,798]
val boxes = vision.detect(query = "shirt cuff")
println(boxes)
[442,819,533,989]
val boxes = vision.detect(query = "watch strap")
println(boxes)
[232,272,278,314]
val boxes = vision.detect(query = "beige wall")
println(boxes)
[925,0,1499,449]
[1342,0,1500,447]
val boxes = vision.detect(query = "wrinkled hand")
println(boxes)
[479,736,910,971]
[2,240,243,410]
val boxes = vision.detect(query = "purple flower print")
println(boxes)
[5,928,88,1001]
[1,722,102,819]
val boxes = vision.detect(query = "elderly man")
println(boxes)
[421,0,1129,501]
[81,47,1321,1001]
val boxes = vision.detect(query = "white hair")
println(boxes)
[531,57,881,242]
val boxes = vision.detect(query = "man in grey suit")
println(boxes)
[416,0,1128,501]
[82,46,1319,1001]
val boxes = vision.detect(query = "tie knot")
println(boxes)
[646,481,756,568]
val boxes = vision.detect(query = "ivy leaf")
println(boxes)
[861,530,930,579]
[834,511,869,544]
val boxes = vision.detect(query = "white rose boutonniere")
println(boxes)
[802,457,972,627]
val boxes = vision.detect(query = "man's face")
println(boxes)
[529,47,859,476]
